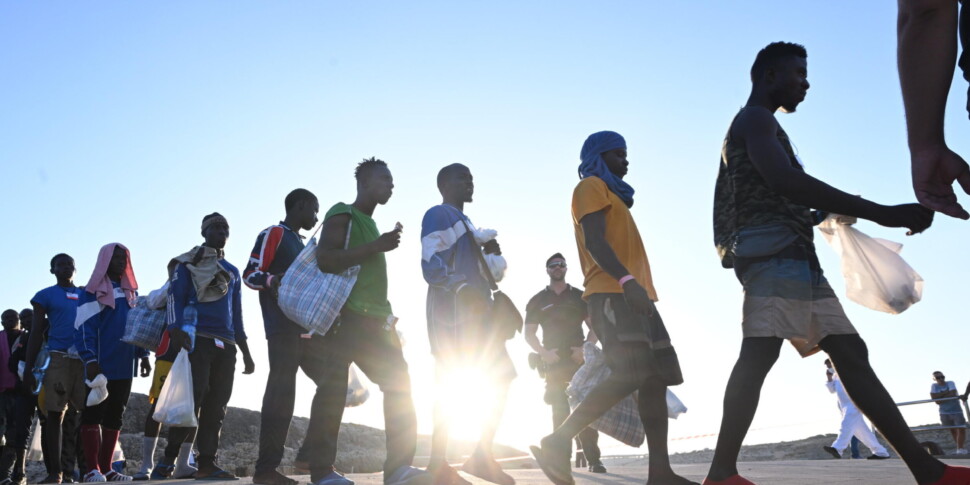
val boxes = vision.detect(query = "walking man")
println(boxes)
[523,253,603,473]
[75,244,151,482]
[166,213,255,480]
[313,157,430,485]
[422,163,517,485]
[245,188,326,485]
[530,131,693,485]
[821,359,891,460]
[24,253,84,484]
[704,42,966,485]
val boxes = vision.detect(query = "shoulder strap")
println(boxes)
[458,218,498,292]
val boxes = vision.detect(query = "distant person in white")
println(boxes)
[822,359,891,460]
[931,370,968,454]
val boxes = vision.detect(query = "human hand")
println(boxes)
[483,240,501,255]
[912,145,970,220]
[23,373,35,394]
[872,203,935,235]
[570,347,584,365]
[85,362,102,381]
[170,327,193,351]
[621,280,656,316]
[243,353,255,375]
[270,274,283,290]
[373,228,402,252]
[540,348,560,364]
[140,357,152,377]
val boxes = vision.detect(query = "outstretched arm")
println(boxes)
[738,107,934,234]
[898,0,970,219]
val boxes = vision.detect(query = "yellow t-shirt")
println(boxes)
[571,177,658,301]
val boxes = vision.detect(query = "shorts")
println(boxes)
[426,287,516,381]
[587,293,683,386]
[734,243,858,357]
[148,360,174,404]
[941,414,968,427]
[43,352,86,413]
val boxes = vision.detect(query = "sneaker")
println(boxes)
[384,466,432,485]
[530,436,574,485]
[131,472,149,482]
[103,471,133,482]
[867,454,891,460]
[83,471,106,483]
[427,464,471,485]
[310,470,355,485]
[822,446,841,459]
[957,448,969,455]
[587,462,607,474]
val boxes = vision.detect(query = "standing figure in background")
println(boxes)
[821,359,891,460]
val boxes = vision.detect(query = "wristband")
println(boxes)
[618,275,635,286]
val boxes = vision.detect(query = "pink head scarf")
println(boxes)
[85,243,138,309]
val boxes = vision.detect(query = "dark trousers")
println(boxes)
[312,311,417,482]
[255,333,329,474]
[545,380,600,464]
[81,380,132,429]
[165,337,236,466]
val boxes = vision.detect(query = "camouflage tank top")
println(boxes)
[713,109,814,268]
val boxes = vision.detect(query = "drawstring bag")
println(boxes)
[278,222,360,336]
[818,215,923,314]
[153,349,197,427]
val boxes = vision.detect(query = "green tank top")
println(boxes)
[713,109,814,268]
[324,202,393,320]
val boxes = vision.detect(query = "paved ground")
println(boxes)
[147,459,967,484]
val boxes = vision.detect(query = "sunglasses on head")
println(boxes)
[547,261,567,269]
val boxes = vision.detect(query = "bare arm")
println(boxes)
[580,210,655,315]
[738,108,934,233]
[898,0,970,218]
[315,213,400,273]
[524,323,543,353]
[22,302,49,391]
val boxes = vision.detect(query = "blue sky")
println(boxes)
[3,2,970,456]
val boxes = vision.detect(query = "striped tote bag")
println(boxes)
[277,221,360,335]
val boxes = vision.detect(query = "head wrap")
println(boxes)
[578,131,634,208]
[85,243,138,309]
[201,212,229,235]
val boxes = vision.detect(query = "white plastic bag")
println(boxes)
[469,226,507,282]
[666,389,687,419]
[818,215,923,314]
[153,349,198,427]
[85,374,109,407]
[345,364,370,408]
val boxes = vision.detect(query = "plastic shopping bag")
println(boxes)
[345,364,370,408]
[153,349,198,427]
[818,215,923,314]
[666,389,687,419]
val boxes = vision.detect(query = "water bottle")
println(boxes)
[182,304,198,351]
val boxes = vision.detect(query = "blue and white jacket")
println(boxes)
[74,282,149,380]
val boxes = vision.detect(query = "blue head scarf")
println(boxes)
[578,131,634,208]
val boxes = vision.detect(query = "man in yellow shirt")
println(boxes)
[530,131,695,485]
